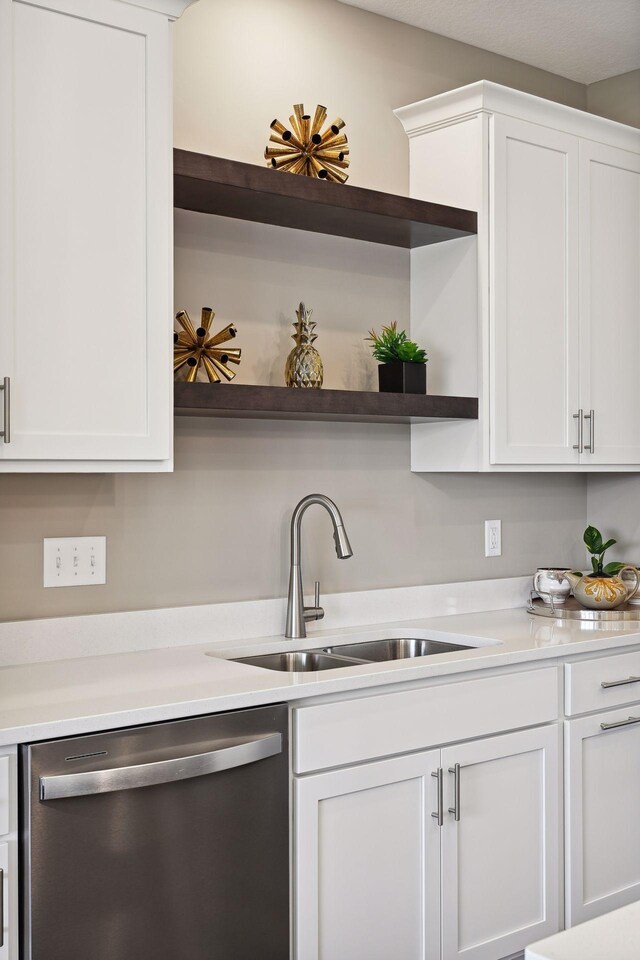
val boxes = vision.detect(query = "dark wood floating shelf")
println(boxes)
[174,150,477,248]
[174,383,478,424]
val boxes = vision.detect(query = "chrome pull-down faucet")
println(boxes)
[285,494,353,640]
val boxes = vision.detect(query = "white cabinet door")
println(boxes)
[295,751,441,960]
[490,115,580,465]
[579,142,640,465]
[0,842,8,960]
[0,747,17,960]
[0,0,174,468]
[441,726,561,960]
[565,707,640,926]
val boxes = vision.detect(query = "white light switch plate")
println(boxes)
[43,537,107,587]
[484,520,502,557]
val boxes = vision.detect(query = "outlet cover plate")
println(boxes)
[44,537,107,588]
[484,520,502,558]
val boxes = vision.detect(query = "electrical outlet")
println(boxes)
[43,537,107,587]
[484,520,502,558]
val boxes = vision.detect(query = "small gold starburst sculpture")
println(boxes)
[264,103,349,183]
[173,307,241,383]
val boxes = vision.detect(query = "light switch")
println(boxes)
[43,537,107,587]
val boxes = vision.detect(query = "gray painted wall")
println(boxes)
[0,0,598,621]
[587,70,640,129]
[587,475,640,568]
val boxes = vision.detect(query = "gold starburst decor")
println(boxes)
[264,104,349,183]
[174,307,241,383]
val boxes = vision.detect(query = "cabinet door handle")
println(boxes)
[601,676,640,689]
[0,866,3,948]
[448,763,461,821]
[584,409,594,454]
[0,377,9,444]
[431,768,443,826]
[573,409,583,453]
[600,715,640,731]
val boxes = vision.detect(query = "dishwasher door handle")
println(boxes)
[39,732,282,801]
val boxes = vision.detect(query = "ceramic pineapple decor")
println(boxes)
[285,303,324,388]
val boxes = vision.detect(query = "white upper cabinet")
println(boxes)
[579,142,640,465]
[0,0,195,471]
[396,81,640,472]
[491,116,580,465]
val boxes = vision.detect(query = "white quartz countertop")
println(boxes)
[2,603,640,745]
[526,901,640,959]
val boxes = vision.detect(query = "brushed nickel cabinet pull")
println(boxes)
[0,377,9,444]
[601,676,640,689]
[448,763,461,821]
[573,409,583,453]
[584,409,594,454]
[600,716,640,731]
[431,768,443,826]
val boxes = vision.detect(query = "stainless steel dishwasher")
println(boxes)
[20,704,289,960]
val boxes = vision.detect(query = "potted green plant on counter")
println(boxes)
[563,525,640,610]
[582,525,626,575]
[366,322,428,394]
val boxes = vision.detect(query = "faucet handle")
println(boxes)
[303,581,325,623]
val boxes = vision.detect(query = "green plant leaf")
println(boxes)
[396,341,427,363]
[583,525,603,554]
[366,325,427,364]
[603,561,628,575]
[591,556,599,573]
[600,538,617,552]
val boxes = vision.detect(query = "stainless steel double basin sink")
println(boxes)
[233,637,469,672]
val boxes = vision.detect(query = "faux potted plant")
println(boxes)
[366,322,428,394]
[563,525,639,610]
[582,525,626,576]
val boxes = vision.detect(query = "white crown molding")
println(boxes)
[395,80,640,153]
[117,0,198,20]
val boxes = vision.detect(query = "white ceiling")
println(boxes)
[337,0,640,84]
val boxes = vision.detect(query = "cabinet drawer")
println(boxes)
[565,649,640,716]
[293,667,559,773]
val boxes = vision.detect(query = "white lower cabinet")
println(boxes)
[440,727,561,960]
[565,706,640,926]
[295,725,561,960]
[0,841,8,960]
[295,750,442,960]
[0,748,16,960]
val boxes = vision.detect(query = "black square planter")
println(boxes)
[378,361,427,394]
